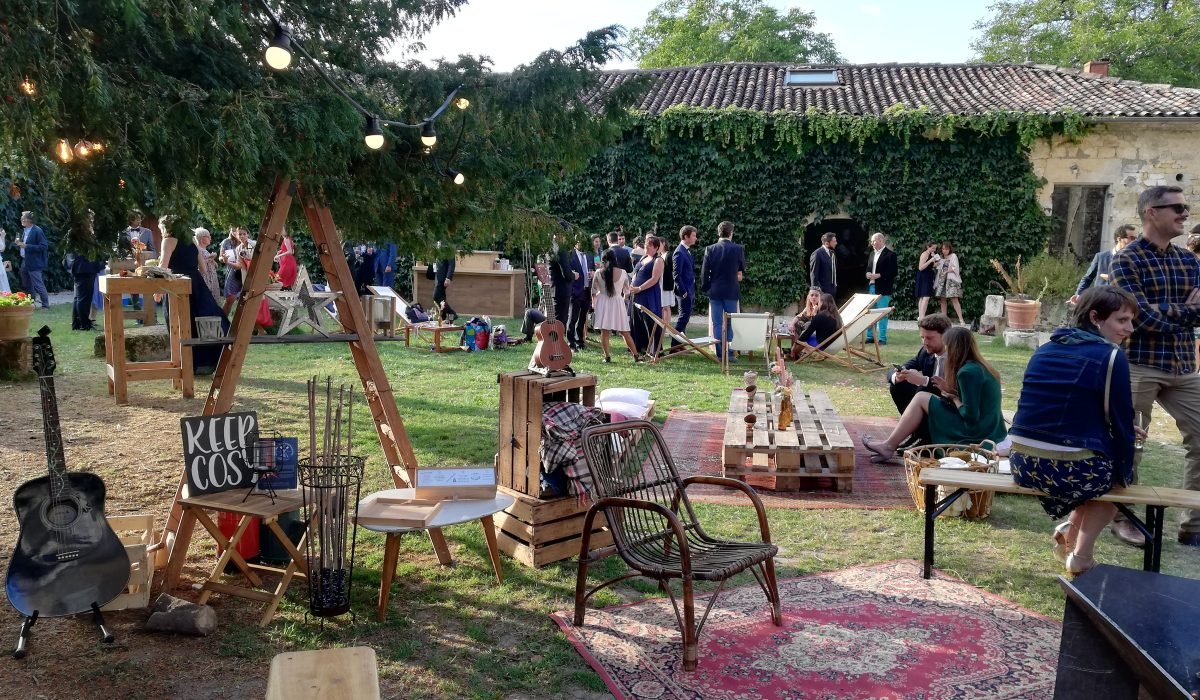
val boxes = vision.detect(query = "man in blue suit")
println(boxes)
[809,232,838,296]
[700,220,744,361]
[16,210,50,308]
[671,225,698,347]
[566,236,593,350]
[1071,224,1137,303]
[374,242,398,288]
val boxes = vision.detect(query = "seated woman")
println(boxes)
[863,326,1005,463]
[1008,287,1139,575]
[787,287,821,337]
[789,292,842,359]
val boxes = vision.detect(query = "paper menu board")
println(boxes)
[413,467,497,500]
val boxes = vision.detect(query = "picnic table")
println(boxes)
[723,387,856,491]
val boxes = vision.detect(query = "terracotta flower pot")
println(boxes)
[1004,298,1041,331]
[0,305,34,340]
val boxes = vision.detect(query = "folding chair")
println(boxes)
[794,307,892,372]
[632,303,720,364]
[367,285,464,352]
[838,293,880,326]
[722,312,775,373]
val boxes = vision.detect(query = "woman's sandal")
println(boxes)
[1052,522,1076,564]
[862,436,896,464]
[1065,552,1096,576]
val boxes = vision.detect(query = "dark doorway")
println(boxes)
[1050,185,1108,262]
[804,217,868,305]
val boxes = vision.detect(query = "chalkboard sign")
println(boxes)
[180,412,259,495]
[258,437,298,491]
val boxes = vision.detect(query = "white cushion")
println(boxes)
[598,388,651,407]
[597,400,652,420]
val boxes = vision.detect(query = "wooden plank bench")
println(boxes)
[918,468,1200,579]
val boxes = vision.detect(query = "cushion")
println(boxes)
[598,388,651,407]
[597,400,652,420]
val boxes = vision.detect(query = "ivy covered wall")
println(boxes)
[551,108,1071,318]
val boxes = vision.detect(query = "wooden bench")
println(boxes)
[267,647,381,699]
[918,468,1200,579]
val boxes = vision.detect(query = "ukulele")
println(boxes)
[530,261,573,374]
[6,327,129,619]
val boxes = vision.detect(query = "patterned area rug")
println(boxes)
[552,560,1060,700]
[660,409,911,509]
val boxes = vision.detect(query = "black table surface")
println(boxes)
[1060,564,1200,697]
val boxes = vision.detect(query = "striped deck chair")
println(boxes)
[794,307,892,372]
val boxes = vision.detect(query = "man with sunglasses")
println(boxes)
[1070,224,1137,304]
[1111,185,1200,549]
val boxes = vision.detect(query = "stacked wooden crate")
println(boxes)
[494,370,611,567]
[102,514,156,611]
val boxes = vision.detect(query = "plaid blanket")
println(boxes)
[540,401,606,503]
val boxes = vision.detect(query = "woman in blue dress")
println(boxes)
[629,234,665,357]
[1008,287,1140,575]
[915,240,938,319]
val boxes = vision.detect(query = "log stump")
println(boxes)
[0,337,33,379]
[94,324,170,362]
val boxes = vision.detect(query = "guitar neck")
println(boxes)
[39,375,68,482]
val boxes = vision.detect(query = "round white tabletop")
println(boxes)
[356,488,515,534]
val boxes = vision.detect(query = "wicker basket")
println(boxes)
[903,443,998,520]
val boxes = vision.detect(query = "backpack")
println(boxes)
[405,303,430,323]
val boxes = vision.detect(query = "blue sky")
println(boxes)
[394,1,1000,71]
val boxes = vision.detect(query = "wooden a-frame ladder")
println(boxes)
[158,175,454,583]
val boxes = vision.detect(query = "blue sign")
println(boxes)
[258,437,298,491]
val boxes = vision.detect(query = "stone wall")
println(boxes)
[1030,121,1200,256]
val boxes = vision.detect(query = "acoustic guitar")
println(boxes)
[6,327,129,619]
[530,261,573,373]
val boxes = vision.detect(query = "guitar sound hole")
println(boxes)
[44,499,80,528]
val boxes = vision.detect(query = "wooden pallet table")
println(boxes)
[722,387,856,492]
[99,275,193,405]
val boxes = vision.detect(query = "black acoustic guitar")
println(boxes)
[6,327,129,624]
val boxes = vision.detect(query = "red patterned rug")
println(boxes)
[552,560,1060,700]
[660,409,911,509]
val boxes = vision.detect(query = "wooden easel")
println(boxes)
[158,176,454,583]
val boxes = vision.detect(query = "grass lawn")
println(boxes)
[8,304,1200,699]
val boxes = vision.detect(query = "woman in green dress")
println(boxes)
[863,326,1006,462]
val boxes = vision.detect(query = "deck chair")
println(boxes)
[838,292,880,326]
[367,285,464,352]
[574,420,781,671]
[632,303,720,364]
[722,312,775,373]
[794,307,893,372]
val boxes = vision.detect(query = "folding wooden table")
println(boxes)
[161,489,310,626]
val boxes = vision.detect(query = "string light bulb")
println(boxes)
[363,115,384,150]
[74,140,91,158]
[20,77,36,96]
[91,141,104,153]
[420,121,437,147]
[265,24,293,70]
[454,97,469,110]
[55,139,73,162]
[448,169,465,185]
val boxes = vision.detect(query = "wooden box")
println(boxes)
[102,514,156,611]
[493,488,612,568]
[496,370,597,497]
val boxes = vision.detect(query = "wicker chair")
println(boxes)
[574,420,781,671]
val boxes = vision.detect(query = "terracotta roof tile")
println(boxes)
[591,62,1200,118]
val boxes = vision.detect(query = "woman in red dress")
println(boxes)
[275,230,299,289]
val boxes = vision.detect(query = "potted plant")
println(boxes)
[990,257,1048,330]
[0,291,36,340]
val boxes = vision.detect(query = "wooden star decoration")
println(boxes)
[265,273,341,336]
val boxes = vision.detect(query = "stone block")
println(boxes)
[983,294,1006,318]
[94,325,171,362]
[0,337,34,379]
[979,314,1006,337]
[1004,329,1041,350]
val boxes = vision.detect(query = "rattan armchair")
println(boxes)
[574,420,781,671]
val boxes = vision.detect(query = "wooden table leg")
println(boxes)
[192,510,263,589]
[110,299,128,404]
[428,528,453,566]
[376,533,401,622]
[259,515,310,627]
[480,515,504,584]
[162,508,198,591]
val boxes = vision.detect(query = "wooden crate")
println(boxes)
[102,514,156,611]
[496,370,597,497]
[493,487,611,568]
[723,388,856,492]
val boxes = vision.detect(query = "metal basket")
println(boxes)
[298,455,364,618]
[902,443,998,520]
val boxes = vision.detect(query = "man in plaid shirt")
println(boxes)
[1111,185,1200,548]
